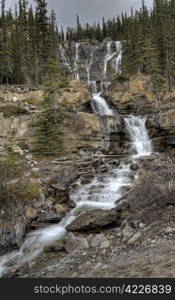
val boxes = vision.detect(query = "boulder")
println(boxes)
[100,240,110,249]
[122,222,135,240]
[127,231,142,245]
[44,241,65,253]
[32,193,45,209]
[37,214,64,223]
[65,232,89,253]
[163,227,175,235]
[25,207,37,220]
[66,209,121,232]
[53,204,67,214]
[91,234,106,248]
[130,163,139,171]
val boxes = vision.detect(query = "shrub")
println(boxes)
[0,156,40,206]
[22,98,44,106]
[0,105,28,118]
[10,181,41,203]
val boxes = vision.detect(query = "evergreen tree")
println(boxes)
[76,14,82,40]
[32,59,67,157]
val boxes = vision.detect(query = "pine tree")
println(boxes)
[102,17,107,38]
[144,37,166,106]
[76,14,82,40]
[61,25,65,42]
[32,59,67,157]
[1,0,5,18]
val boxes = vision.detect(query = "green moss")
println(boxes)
[0,105,28,118]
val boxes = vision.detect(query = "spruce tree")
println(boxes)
[32,59,67,157]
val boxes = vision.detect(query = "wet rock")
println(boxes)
[37,214,64,223]
[65,233,89,253]
[130,163,139,171]
[66,209,121,232]
[67,200,76,209]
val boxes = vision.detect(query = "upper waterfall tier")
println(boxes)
[92,93,113,116]
[59,40,122,82]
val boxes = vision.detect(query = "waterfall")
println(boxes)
[104,42,116,77]
[0,115,152,277]
[103,41,122,77]
[59,45,71,71]
[75,43,80,80]
[0,38,152,277]
[124,116,152,156]
[92,93,113,116]
[100,81,111,93]
[112,41,122,73]
[88,81,97,94]
[87,45,99,85]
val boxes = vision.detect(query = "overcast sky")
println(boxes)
[6,0,153,29]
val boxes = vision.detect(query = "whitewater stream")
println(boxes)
[0,40,152,277]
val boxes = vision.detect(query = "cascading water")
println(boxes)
[100,81,111,93]
[124,116,152,156]
[88,40,122,115]
[59,44,71,71]
[87,45,99,86]
[113,41,122,73]
[104,42,116,76]
[92,93,113,116]
[75,43,80,80]
[89,81,97,94]
[104,41,122,77]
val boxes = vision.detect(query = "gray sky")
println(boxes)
[7,0,153,29]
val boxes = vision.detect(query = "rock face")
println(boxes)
[0,81,122,156]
